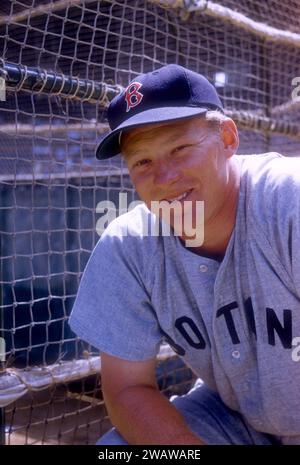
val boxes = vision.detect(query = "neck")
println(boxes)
[185,160,241,261]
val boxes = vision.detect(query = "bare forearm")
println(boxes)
[105,385,205,445]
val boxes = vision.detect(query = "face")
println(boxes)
[121,116,238,243]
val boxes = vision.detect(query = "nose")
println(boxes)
[153,160,181,188]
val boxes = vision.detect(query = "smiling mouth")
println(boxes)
[163,189,193,203]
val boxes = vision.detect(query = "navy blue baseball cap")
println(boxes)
[96,64,224,160]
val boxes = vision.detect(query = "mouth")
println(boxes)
[163,189,193,203]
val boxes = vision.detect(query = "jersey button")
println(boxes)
[199,265,208,272]
[232,350,240,359]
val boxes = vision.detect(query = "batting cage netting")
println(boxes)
[0,0,300,445]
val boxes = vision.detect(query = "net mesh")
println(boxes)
[0,0,300,445]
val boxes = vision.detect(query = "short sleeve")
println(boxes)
[69,217,163,361]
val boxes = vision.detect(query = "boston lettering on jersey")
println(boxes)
[162,296,293,356]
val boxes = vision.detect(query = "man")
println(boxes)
[69,64,300,445]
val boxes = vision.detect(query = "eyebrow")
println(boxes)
[165,130,190,145]
[123,128,191,160]
[122,145,149,160]
[121,133,151,158]
[123,149,143,161]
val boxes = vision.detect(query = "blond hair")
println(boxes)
[204,110,228,131]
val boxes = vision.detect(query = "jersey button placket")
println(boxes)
[231,350,240,359]
[199,264,208,273]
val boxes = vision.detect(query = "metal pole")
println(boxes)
[0,408,5,445]
[0,61,120,104]
[0,193,6,445]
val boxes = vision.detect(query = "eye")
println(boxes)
[173,144,190,154]
[133,159,151,168]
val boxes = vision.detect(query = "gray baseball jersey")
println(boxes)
[69,152,300,444]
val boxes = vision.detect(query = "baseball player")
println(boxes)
[69,64,300,445]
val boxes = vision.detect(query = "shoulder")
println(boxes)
[237,152,300,190]
[237,153,300,210]
[92,202,161,273]
[100,202,159,250]
[236,154,300,255]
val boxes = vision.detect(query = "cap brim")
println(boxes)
[96,106,210,160]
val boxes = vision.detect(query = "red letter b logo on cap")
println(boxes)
[125,82,143,112]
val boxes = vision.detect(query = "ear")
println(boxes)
[220,118,239,157]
